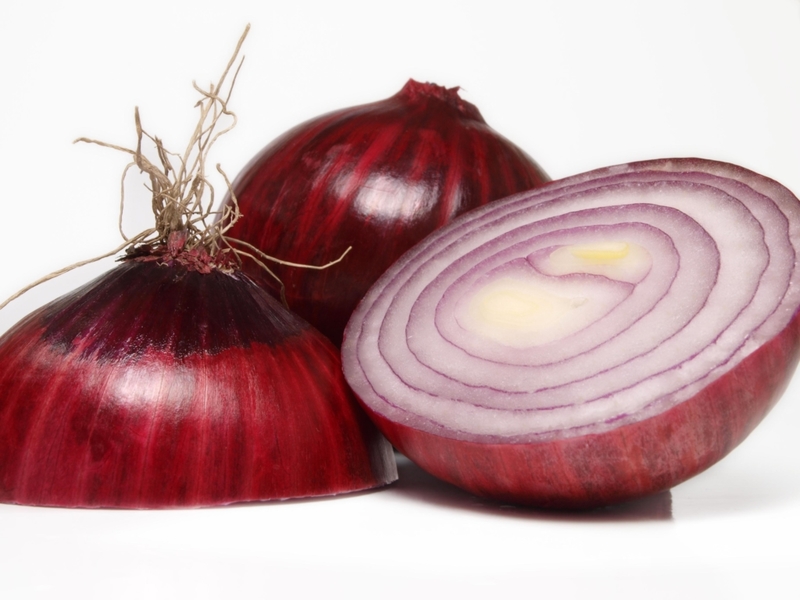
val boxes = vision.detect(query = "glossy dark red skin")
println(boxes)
[224,79,550,346]
[360,310,800,510]
[0,260,396,508]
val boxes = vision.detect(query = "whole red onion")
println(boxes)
[0,253,395,508]
[224,79,549,345]
[0,28,397,508]
[342,157,800,509]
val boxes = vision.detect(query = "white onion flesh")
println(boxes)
[342,158,800,443]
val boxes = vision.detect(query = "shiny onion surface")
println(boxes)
[224,79,549,346]
[0,259,396,508]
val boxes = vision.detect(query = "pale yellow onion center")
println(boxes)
[461,241,649,348]
[547,241,650,282]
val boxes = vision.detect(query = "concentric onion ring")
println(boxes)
[342,158,800,508]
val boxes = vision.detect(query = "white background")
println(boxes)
[1,1,800,598]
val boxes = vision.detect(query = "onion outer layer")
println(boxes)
[0,260,396,508]
[342,157,800,509]
[223,79,549,346]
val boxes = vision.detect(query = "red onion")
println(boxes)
[342,157,800,509]
[223,79,549,346]
[0,29,396,508]
[0,255,395,507]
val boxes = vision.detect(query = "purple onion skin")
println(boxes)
[0,260,396,508]
[365,297,800,511]
[224,79,549,346]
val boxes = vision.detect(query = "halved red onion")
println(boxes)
[342,158,800,509]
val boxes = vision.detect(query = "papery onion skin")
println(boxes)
[0,259,396,508]
[342,157,800,509]
[223,79,549,346]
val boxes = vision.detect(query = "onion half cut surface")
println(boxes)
[342,158,800,509]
